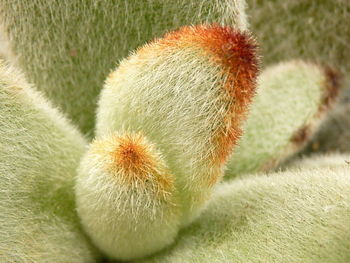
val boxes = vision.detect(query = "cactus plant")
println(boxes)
[226,60,340,177]
[76,24,259,260]
[0,0,349,262]
[137,154,350,263]
[0,61,99,262]
[0,0,247,136]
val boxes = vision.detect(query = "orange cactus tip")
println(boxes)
[91,132,173,195]
[157,24,259,166]
[112,133,153,175]
[149,24,259,167]
[155,24,259,105]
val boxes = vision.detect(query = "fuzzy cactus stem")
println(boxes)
[76,24,259,260]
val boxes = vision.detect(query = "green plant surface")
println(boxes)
[136,154,350,263]
[0,61,99,263]
[245,0,350,164]
[247,0,350,87]
[286,152,350,171]
[0,0,247,136]
[226,60,340,178]
[0,27,11,61]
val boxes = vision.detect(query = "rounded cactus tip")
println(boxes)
[76,132,180,260]
[146,24,259,109]
[162,24,260,166]
[91,132,173,197]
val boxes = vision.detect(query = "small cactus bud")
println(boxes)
[76,132,180,260]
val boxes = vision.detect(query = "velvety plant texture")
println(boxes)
[0,0,349,262]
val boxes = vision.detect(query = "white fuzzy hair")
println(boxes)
[0,0,247,135]
[0,61,98,262]
[137,153,350,263]
[76,132,182,260]
[226,60,339,178]
[98,43,235,224]
[78,23,257,259]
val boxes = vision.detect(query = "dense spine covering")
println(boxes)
[76,132,180,260]
[76,24,259,260]
[0,61,98,263]
[0,0,247,136]
[226,60,340,177]
[137,154,350,263]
